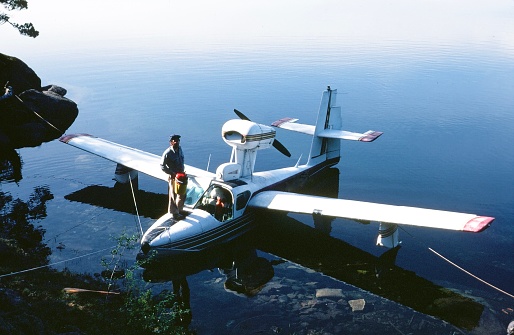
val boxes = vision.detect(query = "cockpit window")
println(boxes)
[236,191,251,211]
[185,183,204,206]
[196,185,233,222]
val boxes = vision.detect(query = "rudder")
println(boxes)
[307,86,342,166]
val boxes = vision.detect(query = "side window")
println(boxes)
[236,191,251,211]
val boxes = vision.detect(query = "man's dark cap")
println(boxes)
[169,134,181,141]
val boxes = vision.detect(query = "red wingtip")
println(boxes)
[359,131,383,142]
[271,118,295,127]
[59,133,94,143]
[463,216,494,232]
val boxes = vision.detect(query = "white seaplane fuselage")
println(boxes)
[140,157,339,256]
[60,86,493,261]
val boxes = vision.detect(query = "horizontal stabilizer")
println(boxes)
[272,118,312,134]
[60,134,215,182]
[317,129,383,142]
[271,118,382,142]
[248,191,493,233]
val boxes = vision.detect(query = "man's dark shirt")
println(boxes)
[161,146,184,176]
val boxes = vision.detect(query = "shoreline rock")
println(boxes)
[0,53,78,150]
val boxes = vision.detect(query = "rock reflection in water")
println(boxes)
[0,181,53,271]
[0,149,22,183]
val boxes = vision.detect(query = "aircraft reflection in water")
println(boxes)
[254,168,484,330]
[141,241,276,327]
[66,167,484,330]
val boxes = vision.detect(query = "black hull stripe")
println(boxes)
[158,213,254,251]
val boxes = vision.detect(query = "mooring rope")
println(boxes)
[428,247,514,300]
[128,174,144,238]
[0,246,115,279]
[398,226,514,300]
[44,209,104,244]
[13,93,63,134]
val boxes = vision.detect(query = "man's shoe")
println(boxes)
[173,213,185,220]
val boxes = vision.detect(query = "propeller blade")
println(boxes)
[273,139,291,157]
[234,108,291,157]
[234,109,251,121]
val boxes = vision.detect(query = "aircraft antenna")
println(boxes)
[206,153,211,172]
[295,154,303,168]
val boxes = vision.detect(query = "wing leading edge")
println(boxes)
[248,191,493,233]
[60,134,216,182]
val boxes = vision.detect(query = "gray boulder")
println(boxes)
[0,53,78,150]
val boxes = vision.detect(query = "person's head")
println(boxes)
[210,187,226,202]
[169,134,181,149]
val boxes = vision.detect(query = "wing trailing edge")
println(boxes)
[248,191,493,233]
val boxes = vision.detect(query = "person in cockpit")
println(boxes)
[200,186,232,221]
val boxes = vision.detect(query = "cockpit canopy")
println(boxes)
[195,184,234,222]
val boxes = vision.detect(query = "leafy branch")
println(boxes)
[1,0,39,37]
[101,232,191,334]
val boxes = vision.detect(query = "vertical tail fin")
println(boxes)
[306,86,342,167]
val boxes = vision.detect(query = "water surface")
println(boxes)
[2,1,514,333]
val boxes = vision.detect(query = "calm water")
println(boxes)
[2,1,514,333]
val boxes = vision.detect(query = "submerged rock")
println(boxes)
[0,53,78,150]
[348,299,366,312]
[315,288,344,298]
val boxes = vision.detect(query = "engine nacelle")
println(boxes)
[222,119,276,151]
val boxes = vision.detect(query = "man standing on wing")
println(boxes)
[161,134,185,220]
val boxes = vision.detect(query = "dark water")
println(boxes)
[3,1,514,333]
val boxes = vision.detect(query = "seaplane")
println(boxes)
[59,86,494,259]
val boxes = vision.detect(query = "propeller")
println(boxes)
[234,109,291,157]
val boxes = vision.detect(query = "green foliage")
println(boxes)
[102,232,192,335]
[0,184,192,334]
[122,279,190,335]
[0,0,39,37]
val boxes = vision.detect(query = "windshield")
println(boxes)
[184,180,205,207]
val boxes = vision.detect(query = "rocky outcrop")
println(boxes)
[0,53,78,150]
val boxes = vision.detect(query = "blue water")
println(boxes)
[2,1,514,333]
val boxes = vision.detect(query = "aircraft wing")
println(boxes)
[248,191,493,233]
[272,118,383,142]
[60,134,216,182]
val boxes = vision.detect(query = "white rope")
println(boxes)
[428,247,514,300]
[0,246,116,279]
[128,174,144,237]
[398,226,514,300]
[1,176,142,280]
[45,209,104,244]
